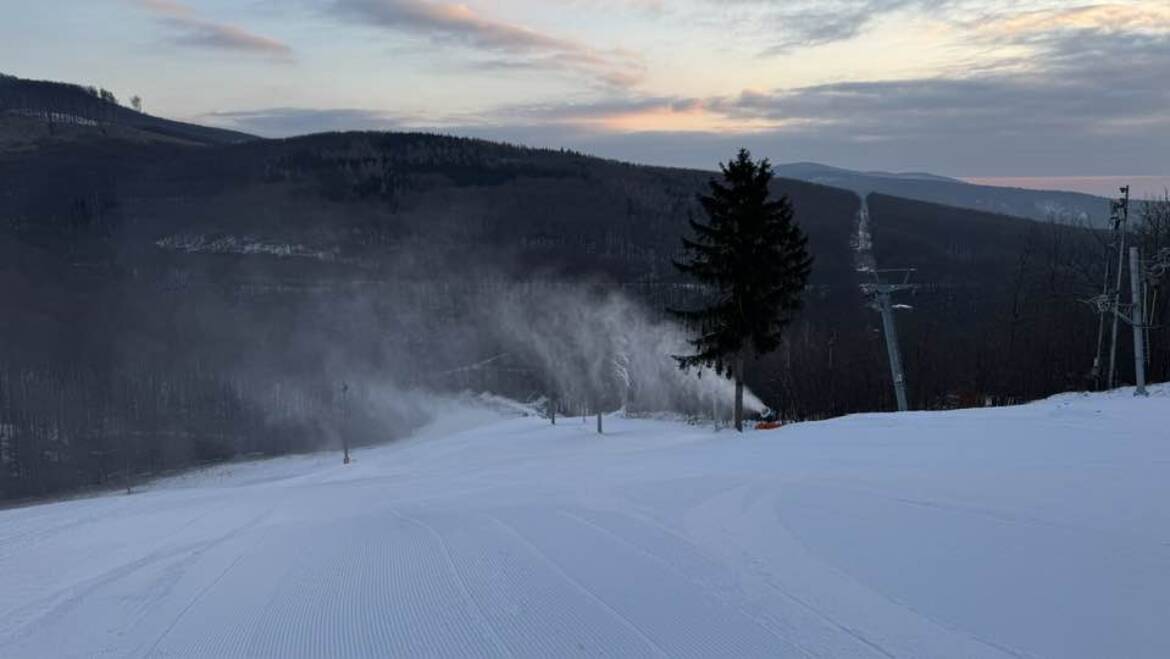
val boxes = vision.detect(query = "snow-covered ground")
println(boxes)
[1,387,1168,658]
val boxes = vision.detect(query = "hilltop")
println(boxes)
[0,72,255,149]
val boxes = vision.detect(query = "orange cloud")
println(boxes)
[539,100,781,133]
[137,0,293,58]
[979,3,1170,37]
[329,0,644,87]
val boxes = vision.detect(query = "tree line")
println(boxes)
[0,73,137,128]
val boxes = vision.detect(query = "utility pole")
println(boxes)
[1090,232,1113,387]
[1129,247,1148,396]
[1107,186,1130,389]
[864,269,916,412]
[341,382,351,465]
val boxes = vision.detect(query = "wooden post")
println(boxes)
[341,382,351,465]
[124,444,132,495]
[734,353,745,433]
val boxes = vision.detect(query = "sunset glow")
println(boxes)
[1,0,1167,188]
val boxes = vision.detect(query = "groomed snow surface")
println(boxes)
[2,387,1168,658]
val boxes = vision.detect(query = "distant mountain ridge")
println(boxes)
[779,162,962,184]
[1,71,1113,225]
[774,161,1111,225]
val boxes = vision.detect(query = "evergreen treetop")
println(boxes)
[672,149,812,375]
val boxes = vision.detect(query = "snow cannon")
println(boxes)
[755,408,783,430]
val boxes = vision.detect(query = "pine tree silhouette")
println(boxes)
[672,149,812,431]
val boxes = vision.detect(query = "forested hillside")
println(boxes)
[0,73,254,147]
[0,122,1151,500]
[866,194,1163,406]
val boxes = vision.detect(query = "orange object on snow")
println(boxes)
[756,421,784,430]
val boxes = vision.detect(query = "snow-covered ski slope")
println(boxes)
[2,388,1168,658]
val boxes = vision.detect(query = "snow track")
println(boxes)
[1,387,1168,657]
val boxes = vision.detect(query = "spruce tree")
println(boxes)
[672,149,812,431]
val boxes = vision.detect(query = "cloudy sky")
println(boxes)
[3,0,1168,194]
